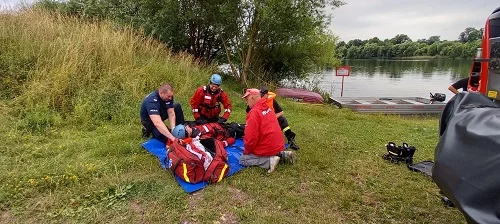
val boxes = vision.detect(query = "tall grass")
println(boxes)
[0,9,214,131]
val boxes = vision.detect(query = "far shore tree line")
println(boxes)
[336,27,483,59]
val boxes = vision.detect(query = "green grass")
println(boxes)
[0,101,465,223]
[0,9,465,223]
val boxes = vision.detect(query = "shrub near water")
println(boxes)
[0,9,213,130]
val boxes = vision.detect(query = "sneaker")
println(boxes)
[279,151,296,164]
[268,156,280,173]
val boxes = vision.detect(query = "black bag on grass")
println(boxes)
[434,92,500,224]
[223,122,245,139]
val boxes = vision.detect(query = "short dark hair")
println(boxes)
[159,83,173,93]
[259,86,268,97]
[470,73,480,85]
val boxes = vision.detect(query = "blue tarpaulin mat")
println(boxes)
[141,138,246,193]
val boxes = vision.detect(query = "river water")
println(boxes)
[314,59,472,102]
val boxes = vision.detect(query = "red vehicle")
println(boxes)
[468,7,500,100]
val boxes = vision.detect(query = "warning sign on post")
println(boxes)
[336,66,351,76]
[335,66,351,97]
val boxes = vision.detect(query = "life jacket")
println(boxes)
[167,137,229,184]
[266,91,276,112]
[468,86,479,92]
[200,86,223,118]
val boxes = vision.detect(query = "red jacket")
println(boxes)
[190,86,232,120]
[243,98,284,156]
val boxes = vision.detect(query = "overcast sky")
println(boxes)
[329,0,499,42]
[0,0,33,9]
[2,0,499,42]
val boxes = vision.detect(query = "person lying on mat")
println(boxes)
[140,83,185,143]
[170,124,214,175]
[240,88,296,173]
[176,123,235,147]
[170,124,230,183]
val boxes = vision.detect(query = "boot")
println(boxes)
[286,132,300,150]
[278,151,296,164]
[142,126,151,138]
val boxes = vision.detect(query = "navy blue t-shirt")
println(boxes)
[140,90,174,123]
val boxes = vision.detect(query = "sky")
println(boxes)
[0,0,33,9]
[329,0,499,42]
[2,0,499,42]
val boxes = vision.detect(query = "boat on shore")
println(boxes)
[276,88,324,103]
[329,96,446,114]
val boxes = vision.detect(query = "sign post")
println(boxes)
[335,66,351,97]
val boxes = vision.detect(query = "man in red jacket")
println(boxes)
[190,74,232,125]
[239,88,296,173]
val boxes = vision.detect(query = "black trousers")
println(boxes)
[142,102,185,143]
[278,116,289,131]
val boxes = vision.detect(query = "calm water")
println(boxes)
[316,59,472,102]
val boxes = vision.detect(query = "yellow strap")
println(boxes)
[282,126,291,133]
[182,163,190,183]
[217,164,229,182]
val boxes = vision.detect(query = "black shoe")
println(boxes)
[285,132,300,150]
[288,139,300,150]
[441,196,454,207]
[142,127,151,138]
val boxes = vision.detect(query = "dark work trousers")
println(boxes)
[278,116,289,131]
[142,102,185,143]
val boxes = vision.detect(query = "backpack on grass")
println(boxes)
[167,138,229,184]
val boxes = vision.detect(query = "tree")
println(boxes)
[458,27,482,43]
[390,34,411,45]
[367,37,381,45]
[347,39,364,47]
[362,43,379,58]
[222,0,345,84]
[336,45,347,58]
[416,38,427,44]
[337,41,346,48]
[427,36,441,45]
[346,46,361,59]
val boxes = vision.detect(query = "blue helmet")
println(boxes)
[210,74,222,85]
[172,125,186,139]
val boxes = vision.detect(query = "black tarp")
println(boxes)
[434,92,500,224]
